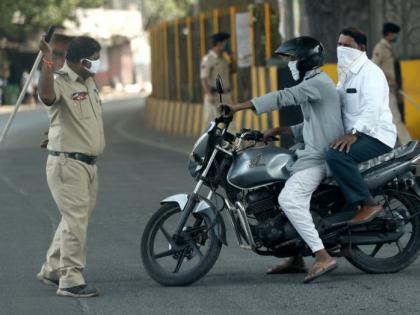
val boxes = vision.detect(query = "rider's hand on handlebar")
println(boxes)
[263,128,280,142]
[218,103,237,117]
[263,127,290,142]
[218,101,255,118]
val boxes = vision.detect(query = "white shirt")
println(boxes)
[337,52,397,148]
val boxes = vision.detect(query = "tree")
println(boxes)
[0,0,106,43]
[141,0,199,29]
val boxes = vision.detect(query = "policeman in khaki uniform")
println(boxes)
[36,36,104,298]
[373,22,412,145]
[200,32,235,127]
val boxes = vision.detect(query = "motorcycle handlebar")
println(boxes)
[214,115,233,128]
[242,131,264,141]
[239,130,280,143]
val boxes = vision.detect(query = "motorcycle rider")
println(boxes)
[219,36,345,283]
[326,27,397,224]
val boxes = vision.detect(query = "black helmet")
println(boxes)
[275,36,324,74]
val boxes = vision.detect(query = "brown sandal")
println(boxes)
[303,260,338,283]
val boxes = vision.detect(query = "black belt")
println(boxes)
[49,151,97,165]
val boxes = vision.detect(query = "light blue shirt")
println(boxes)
[251,69,345,173]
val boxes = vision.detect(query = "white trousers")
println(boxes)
[278,164,326,253]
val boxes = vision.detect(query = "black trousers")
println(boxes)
[326,134,392,205]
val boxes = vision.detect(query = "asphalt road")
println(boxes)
[0,99,419,315]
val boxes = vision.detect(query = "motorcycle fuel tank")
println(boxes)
[227,146,295,189]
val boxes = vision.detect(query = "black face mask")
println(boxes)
[224,42,231,54]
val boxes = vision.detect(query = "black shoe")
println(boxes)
[56,285,99,298]
[36,273,59,287]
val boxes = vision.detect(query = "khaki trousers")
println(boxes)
[39,154,98,289]
[203,92,232,129]
[389,92,412,145]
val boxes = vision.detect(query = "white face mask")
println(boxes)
[82,58,101,74]
[336,46,364,83]
[288,60,300,81]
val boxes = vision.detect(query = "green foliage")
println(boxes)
[142,0,198,28]
[0,0,106,42]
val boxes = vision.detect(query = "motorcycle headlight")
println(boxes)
[188,131,211,178]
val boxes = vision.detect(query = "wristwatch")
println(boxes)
[351,128,360,137]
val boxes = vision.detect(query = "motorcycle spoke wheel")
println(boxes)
[173,250,187,273]
[146,205,216,275]
[369,244,383,257]
[159,226,173,244]
[141,203,223,286]
[354,191,414,259]
[192,242,204,258]
[346,190,420,274]
[153,249,177,259]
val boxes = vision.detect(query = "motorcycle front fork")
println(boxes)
[173,149,218,242]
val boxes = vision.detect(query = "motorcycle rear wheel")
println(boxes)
[141,202,222,286]
[346,190,420,274]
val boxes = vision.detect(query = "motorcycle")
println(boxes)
[141,75,420,286]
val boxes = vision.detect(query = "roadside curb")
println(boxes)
[0,93,146,116]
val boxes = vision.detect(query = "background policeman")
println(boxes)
[200,32,235,127]
[372,22,411,145]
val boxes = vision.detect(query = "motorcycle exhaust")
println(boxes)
[340,231,404,245]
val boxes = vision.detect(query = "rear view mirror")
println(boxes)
[216,74,224,94]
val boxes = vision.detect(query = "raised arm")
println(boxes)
[38,37,56,106]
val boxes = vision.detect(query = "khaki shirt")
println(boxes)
[42,62,105,156]
[200,50,231,91]
[372,38,395,81]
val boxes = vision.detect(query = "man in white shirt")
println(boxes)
[326,27,397,225]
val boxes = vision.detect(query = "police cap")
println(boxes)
[212,32,230,45]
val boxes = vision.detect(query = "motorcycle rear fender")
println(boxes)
[161,194,228,246]
[412,178,420,198]
[364,160,413,190]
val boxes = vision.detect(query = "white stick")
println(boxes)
[0,51,44,147]
[399,89,420,111]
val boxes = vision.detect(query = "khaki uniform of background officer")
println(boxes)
[373,22,412,145]
[36,36,104,298]
[200,32,236,127]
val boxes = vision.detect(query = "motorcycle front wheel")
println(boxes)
[141,202,222,286]
[346,190,420,273]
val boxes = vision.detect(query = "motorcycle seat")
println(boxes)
[357,140,418,173]
[322,140,418,185]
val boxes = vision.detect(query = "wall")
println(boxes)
[281,0,420,62]
[147,1,420,140]
[198,0,278,12]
